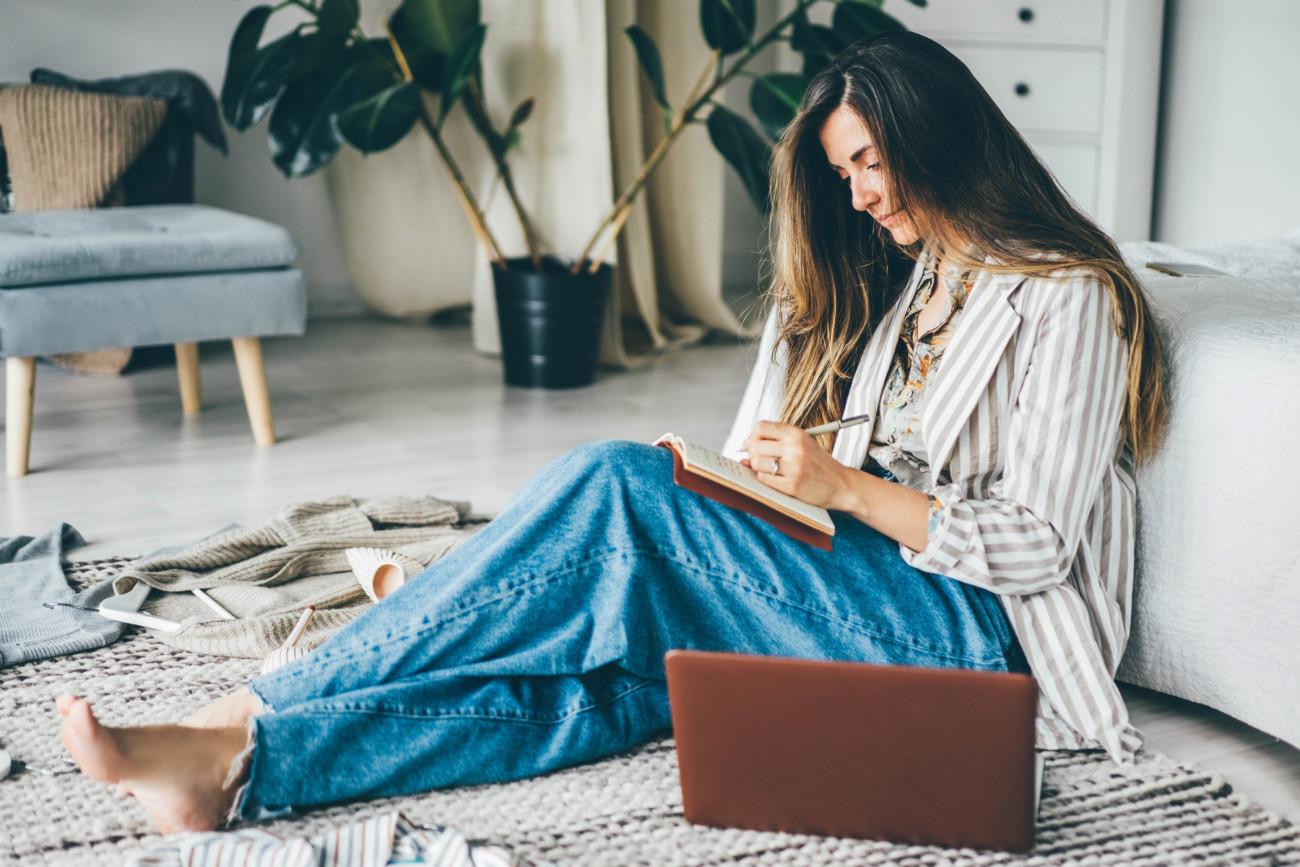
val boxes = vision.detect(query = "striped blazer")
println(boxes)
[722,253,1142,765]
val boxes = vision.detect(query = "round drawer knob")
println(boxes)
[1018,7,1035,23]
[1014,82,1031,97]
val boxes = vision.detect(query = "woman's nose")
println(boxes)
[849,174,878,213]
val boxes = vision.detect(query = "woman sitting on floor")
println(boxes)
[57,31,1167,834]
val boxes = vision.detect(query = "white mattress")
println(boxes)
[1116,231,1300,748]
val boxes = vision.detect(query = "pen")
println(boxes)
[737,413,872,454]
[802,413,872,437]
[192,588,237,621]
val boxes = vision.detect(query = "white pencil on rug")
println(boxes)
[192,588,236,620]
[260,605,316,675]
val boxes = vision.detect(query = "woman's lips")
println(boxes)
[879,210,901,227]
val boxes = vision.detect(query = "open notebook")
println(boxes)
[653,433,835,551]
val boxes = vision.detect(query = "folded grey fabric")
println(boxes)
[110,494,487,659]
[0,523,124,667]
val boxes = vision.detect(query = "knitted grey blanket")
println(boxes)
[0,523,123,667]
[109,494,489,658]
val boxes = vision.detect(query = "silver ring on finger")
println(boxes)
[772,456,781,476]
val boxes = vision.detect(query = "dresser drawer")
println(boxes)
[1026,137,1099,214]
[945,44,1104,135]
[887,0,1108,47]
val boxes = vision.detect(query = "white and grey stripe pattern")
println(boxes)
[722,249,1144,765]
[125,810,525,867]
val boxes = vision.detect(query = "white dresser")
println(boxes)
[887,0,1165,241]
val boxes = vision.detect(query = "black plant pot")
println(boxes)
[493,256,612,389]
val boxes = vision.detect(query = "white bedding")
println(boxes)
[1116,234,1300,748]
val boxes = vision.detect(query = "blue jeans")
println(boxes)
[238,440,1025,818]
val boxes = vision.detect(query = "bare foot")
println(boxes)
[183,687,262,729]
[57,694,250,834]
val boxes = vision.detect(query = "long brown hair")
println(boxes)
[767,31,1168,465]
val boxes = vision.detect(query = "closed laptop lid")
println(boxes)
[665,649,1040,852]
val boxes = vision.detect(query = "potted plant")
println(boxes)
[219,0,920,387]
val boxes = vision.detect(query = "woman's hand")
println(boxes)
[739,420,851,511]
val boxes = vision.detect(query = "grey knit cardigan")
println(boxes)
[112,493,488,658]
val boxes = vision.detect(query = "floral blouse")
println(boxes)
[864,252,977,533]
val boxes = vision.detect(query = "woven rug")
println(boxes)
[1,557,1296,866]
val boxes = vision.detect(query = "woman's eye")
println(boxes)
[867,163,881,171]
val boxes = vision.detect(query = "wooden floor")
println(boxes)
[3,314,1298,823]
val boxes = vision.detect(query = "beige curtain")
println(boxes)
[326,0,761,367]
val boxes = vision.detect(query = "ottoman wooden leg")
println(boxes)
[231,337,275,446]
[6,356,36,477]
[175,342,202,415]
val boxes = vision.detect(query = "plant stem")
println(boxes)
[464,80,544,268]
[418,109,507,268]
[586,201,634,273]
[683,50,722,111]
[385,23,506,269]
[571,0,817,274]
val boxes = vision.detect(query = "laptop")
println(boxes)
[664,649,1043,853]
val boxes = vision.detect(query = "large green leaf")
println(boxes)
[700,0,756,55]
[749,72,809,138]
[393,0,479,52]
[792,16,844,77]
[221,10,300,129]
[291,30,350,79]
[268,54,396,176]
[338,81,421,152]
[792,15,843,58]
[226,4,271,69]
[625,26,670,113]
[438,22,486,125]
[625,25,672,132]
[317,0,360,37]
[351,36,403,71]
[388,0,479,94]
[707,104,771,212]
[268,72,344,177]
[385,22,444,91]
[832,1,906,44]
[624,26,667,111]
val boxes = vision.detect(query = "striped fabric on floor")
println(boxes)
[124,812,530,867]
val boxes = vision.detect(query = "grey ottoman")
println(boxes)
[0,204,306,476]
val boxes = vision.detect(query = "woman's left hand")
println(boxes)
[740,420,851,511]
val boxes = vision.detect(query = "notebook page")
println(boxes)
[658,435,834,534]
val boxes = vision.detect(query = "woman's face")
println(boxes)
[819,104,919,245]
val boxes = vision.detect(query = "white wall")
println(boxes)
[1152,0,1300,244]
[0,0,362,317]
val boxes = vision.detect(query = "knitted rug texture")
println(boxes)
[1,557,1296,867]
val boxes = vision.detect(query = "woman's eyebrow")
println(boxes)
[827,144,876,169]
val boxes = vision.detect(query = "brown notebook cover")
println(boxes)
[665,650,1040,853]
[656,441,833,551]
